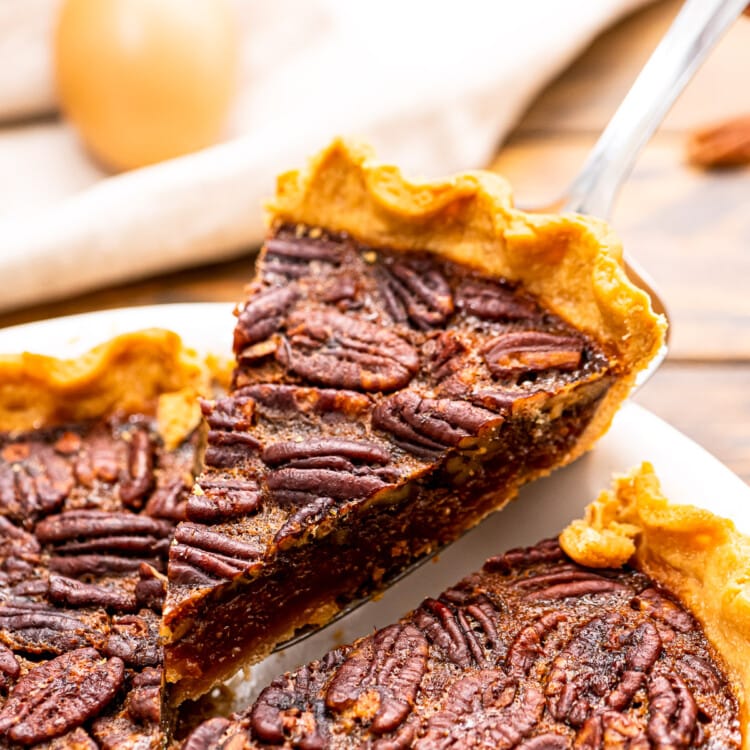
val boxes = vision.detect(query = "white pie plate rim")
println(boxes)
[2,302,748,705]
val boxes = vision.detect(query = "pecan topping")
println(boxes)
[423,331,467,381]
[125,666,162,724]
[0,515,40,560]
[103,614,161,668]
[506,612,567,677]
[48,575,137,613]
[376,257,454,329]
[326,624,428,735]
[414,595,501,668]
[265,438,392,506]
[187,478,262,523]
[576,711,648,750]
[169,522,263,584]
[250,655,344,748]
[416,672,544,750]
[0,442,73,523]
[483,331,584,378]
[263,438,390,467]
[240,383,372,419]
[276,310,419,392]
[118,428,155,509]
[35,510,172,556]
[144,478,191,521]
[517,566,627,601]
[647,673,697,749]
[0,642,20,692]
[263,234,344,279]
[372,390,501,457]
[49,553,162,577]
[0,602,99,654]
[0,647,124,745]
[74,432,121,486]
[273,496,336,548]
[183,717,232,750]
[633,588,694,634]
[456,277,539,322]
[546,614,661,727]
[518,734,571,750]
[234,285,298,358]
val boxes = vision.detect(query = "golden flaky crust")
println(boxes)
[269,139,667,468]
[562,463,750,748]
[0,329,210,448]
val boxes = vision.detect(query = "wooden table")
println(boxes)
[1,0,748,483]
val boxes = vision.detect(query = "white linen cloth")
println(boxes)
[0,0,650,312]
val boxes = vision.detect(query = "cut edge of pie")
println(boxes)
[562,462,750,746]
[0,328,211,448]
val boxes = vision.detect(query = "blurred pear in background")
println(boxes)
[54,0,238,172]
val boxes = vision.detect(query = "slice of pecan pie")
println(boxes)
[162,140,666,702]
[0,330,210,749]
[182,464,747,749]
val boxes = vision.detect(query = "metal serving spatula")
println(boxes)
[274,0,747,652]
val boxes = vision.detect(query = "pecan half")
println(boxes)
[0,442,73,524]
[183,717,232,750]
[251,654,344,748]
[276,310,419,392]
[265,437,392,506]
[262,233,344,279]
[35,510,172,557]
[0,602,99,654]
[74,432,122,486]
[414,595,501,669]
[376,256,454,329]
[686,115,750,169]
[103,614,161,668]
[372,390,501,458]
[234,285,298,358]
[48,575,137,613]
[416,672,543,750]
[118,428,155,509]
[187,478,262,523]
[169,522,263,584]
[483,331,584,378]
[456,277,539,322]
[326,624,428,735]
[546,614,661,728]
[239,383,372,420]
[647,673,697,749]
[0,642,20,692]
[0,647,124,745]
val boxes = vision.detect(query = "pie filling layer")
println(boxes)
[0,416,199,749]
[184,538,741,749]
[163,226,617,701]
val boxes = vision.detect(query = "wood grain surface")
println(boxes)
[1,0,748,482]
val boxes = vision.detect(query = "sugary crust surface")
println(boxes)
[561,463,750,748]
[0,329,210,448]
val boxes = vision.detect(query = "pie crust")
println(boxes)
[562,462,750,747]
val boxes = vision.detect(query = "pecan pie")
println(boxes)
[182,464,746,749]
[162,140,666,702]
[0,330,210,748]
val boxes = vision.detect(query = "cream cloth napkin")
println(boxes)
[0,0,650,313]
